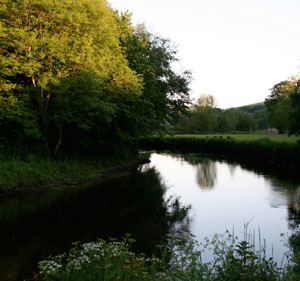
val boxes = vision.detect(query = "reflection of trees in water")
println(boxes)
[169,153,218,191]
[195,159,217,190]
[266,173,300,265]
[0,166,191,281]
[228,164,237,178]
[284,189,300,232]
[265,175,300,232]
[164,195,191,237]
[138,165,191,241]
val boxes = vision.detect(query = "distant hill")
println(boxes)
[232,102,265,114]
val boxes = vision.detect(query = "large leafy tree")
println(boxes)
[118,23,191,136]
[265,78,297,133]
[0,1,191,154]
[0,0,142,150]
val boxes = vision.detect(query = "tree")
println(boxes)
[236,111,258,132]
[196,94,217,108]
[118,23,191,135]
[189,94,219,132]
[289,80,300,135]
[221,108,240,131]
[254,108,269,130]
[265,78,297,133]
[0,0,143,151]
[0,1,192,154]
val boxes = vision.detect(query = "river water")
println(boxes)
[1,151,300,280]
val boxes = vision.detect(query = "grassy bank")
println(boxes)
[38,231,299,281]
[173,133,300,143]
[139,135,300,169]
[0,150,139,194]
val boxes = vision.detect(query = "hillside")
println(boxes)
[233,102,265,113]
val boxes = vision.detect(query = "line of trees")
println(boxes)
[0,0,191,156]
[172,73,300,135]
[171,94,267,133]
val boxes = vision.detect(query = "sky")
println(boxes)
[108,0,300,109]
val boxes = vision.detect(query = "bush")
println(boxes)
[39,236,162,281]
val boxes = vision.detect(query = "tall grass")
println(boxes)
[39,230,300,281]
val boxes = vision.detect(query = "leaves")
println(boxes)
[0,0,191,153]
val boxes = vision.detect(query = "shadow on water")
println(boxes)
[0,166,190,281]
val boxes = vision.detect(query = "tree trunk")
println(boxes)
[53,127,63,155]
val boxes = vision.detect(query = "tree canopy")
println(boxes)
[0,0,191,154]
[265,76,300,134]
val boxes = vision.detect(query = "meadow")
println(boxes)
[173,133,300,143]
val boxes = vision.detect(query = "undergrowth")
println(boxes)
[39,231,300,281]
[0,155,136,193]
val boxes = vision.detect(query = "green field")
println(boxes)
[173,134,300,143]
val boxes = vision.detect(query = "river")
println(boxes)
[1,151,300,280]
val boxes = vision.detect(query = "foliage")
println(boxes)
[265,77,299,133]
[0,0,141,147]
[0,149,137,193]
[39,231,300,281]
[196,94,217,108]
[289,80,300,135]
[235,111,258,132]
[39,236,162,281]
[172,106,259,133]
[120,24,191,135]
[0,0,191,156]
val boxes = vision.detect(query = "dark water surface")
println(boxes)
[1,151,300,280]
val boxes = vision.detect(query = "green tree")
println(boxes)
[190,94,219,132]
[0,0,143,151]
[265,78,297,133]
[236,111,258,132]
[254,108,269,130]
[221,108,240,131]
[119,23,191,135]
[289,80,300,135]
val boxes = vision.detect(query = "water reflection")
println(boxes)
[264,175,300,232]
[0,167,190,281]
[148,152,300,264]
[169,154,218,190]
[2,151,300,280]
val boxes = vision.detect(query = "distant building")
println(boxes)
[267,128,278,134]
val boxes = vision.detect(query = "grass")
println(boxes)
[0,154,138,193]
[38,230,300,281]
[173,133,300,143]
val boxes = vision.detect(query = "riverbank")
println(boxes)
[139,135,300,169]
[171,133,300,143]
[0,153,148,195]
